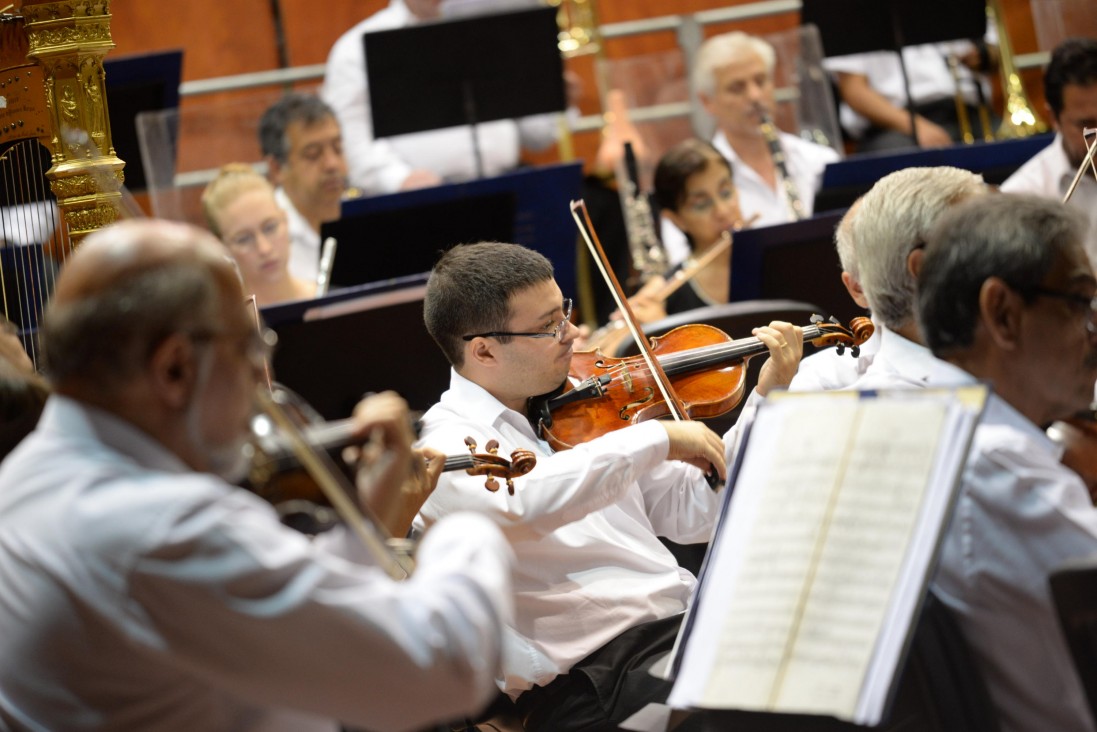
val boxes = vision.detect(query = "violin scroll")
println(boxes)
[459,437,537,495]
[807,315,875,357]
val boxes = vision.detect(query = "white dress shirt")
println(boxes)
[925,358,1097,732]
[824,30,995,140]
[1001,133,1097,267]
[0,396,514,732]
[321,0,558,194]
[713,129,840,230]
[660,129,840,264]
[413,369,720,697]
[274,186,321,284]
[789,320,881,392]
[847,327,940,391]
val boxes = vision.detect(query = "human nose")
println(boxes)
[255,231,275,256]
[558,318,579,345]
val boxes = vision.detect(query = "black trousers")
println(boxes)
[514,614,705,732]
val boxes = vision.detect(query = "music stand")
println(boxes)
[802,0,986,147]
[103,49,183,192]
[363,5,566,179]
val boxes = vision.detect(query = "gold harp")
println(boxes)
[0,0,124,366]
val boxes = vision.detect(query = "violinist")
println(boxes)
[840,166,989,391]
[0,219,514,731]
[917,194,1097,731]
[201,164,317,306]
[787,195,882,391]
[416,241,800,732]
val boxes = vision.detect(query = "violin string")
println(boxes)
[596,325,827,383]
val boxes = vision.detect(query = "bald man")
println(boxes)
[0,219,514,731]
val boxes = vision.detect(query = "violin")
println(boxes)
[529,315,874,451]
[246,417,537,504]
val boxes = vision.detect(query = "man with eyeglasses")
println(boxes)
[0,219,516,731]
[1002,38,1097,267]
[917,193,1097,731]
[416,240,802,731]
[841,166,990,392]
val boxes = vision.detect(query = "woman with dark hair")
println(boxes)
[645,138,744,318]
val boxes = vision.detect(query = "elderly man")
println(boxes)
[0,219,514,731]
[1002,38,1097,265]
[693,31,839,228]
[259,93,349,284]
[918,194,1097,731]
[842,166,988,390]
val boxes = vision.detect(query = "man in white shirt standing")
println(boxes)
[259,93,349,285]
[1001,38,1097,266]
[321,0,559,195]
[918,193,1097,732]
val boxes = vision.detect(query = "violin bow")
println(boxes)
[570,199,689,423]
[1062,127,1097,204]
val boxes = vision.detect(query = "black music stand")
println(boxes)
[802,0,986,147]
[363,5,566,179]
[103,49,183,192]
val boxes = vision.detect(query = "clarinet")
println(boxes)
[620,142,668,288]
[756,105,806,221]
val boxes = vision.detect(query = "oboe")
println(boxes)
[756,104,806,221]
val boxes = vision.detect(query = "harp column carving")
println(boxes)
[18,0,124,248]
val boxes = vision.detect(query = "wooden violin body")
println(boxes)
[530,317,873,451]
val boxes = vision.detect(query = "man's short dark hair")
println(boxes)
[424,242,555,368]
[258,93,338,164]
[918,194,1088,355]
[1045,38,1097,119]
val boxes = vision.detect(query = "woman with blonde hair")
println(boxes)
[202,164,316,306]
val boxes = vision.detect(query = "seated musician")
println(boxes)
[414,240,802,732]
[201,164,317,306]
[583,139,743,349]
[688,31,839,230]
[836,166,988,391]
[258,92,350,284]
[787,196,882,390]
[0,219,514,730]
[1001,38,1097,264]
[918,193,1097,731]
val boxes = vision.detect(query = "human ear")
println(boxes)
[979,277,1023,351]
[148,332,199,410]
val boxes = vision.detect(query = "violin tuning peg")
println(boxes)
[485,439,500,455]
[485,477,500,492]
[835,344,846,356]
[506,478,516,496]
[851,345,861,358]
[810,313,823,324]
[828,315,840,325]
[464,436,477,453]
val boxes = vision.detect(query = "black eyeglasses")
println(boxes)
[462,298,573,343]
[1016,285,1097,333]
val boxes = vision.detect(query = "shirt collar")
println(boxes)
[441,368,543,442]
[39,395,194,475]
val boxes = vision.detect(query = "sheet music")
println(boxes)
[669,388,984,724]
